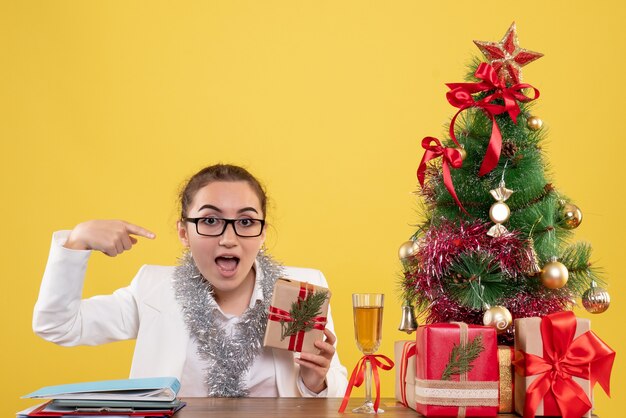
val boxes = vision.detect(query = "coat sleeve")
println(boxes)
[32,231,141,346]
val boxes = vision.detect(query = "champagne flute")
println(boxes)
[352,293,384,414]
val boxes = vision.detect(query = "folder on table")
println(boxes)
[22,377,181,402]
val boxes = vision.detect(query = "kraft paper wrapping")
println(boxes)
[263,278,330,354]
[497,345,514,413]
[514,316,592,418]
[394,340,417,410]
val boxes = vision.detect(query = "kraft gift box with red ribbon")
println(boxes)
[415,322,499,417]
[513,311,615,418]
[394,340,417,410]
[263,278,330,354]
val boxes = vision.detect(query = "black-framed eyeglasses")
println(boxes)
[183,217,266,237]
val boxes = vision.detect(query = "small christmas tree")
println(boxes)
[400,23,610,344]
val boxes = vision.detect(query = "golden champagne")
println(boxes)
[353,306,383,354]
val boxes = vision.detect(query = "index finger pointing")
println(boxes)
[123,221,156,239]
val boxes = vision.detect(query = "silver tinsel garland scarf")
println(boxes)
[173,251,283,397]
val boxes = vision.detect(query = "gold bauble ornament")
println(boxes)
[483,305,513,334]
[527,116,543,131]
[559,203,583,229]
[582,282,610,314]
[398,240,419,260]
[540,258,569,289]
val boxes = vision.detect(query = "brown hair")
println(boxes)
[179,164,268,219]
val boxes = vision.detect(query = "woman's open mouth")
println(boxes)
[215,256,240,276]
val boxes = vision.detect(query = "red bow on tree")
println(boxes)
[446,62,540,176]
[513,311,615,418]
[417,137,467,214]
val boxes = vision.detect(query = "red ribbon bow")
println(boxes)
[446,62,540,176]
[267,283,327,352]
[417,136,467,214]
[338,354,395,413]
[513,311,615,418]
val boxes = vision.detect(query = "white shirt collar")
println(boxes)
[249,258,265,308]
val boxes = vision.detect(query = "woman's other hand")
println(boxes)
[64,220,156,256]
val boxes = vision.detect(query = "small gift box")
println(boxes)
[497,345,514,414]
[263,278,330,354]
[514,311,615,418]
[394,340,417,410]
[415,322,499,417]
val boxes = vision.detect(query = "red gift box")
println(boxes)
[415,322,499,417]
[513,311,615,418]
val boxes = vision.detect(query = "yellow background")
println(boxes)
[1,1,624,416]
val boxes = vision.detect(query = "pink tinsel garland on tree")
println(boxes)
[404,219,571,344]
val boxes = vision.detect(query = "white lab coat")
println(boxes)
[33,231,348,397]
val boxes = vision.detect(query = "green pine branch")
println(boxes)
[445,252,510,309]
[441,334,484,381]
[511,198,568,261]
[560,242,606,296]
[280,290,328,340]
[463,56,483,82]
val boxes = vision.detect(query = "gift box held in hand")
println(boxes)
[263,278,330,354]
[513,311,615,418]
[415,322,499,417]
[394,340,417,410]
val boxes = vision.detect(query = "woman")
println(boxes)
[33,164,348,397]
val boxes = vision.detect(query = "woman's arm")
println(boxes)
[33,222,154,346]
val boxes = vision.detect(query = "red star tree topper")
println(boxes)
[473,22,543,84]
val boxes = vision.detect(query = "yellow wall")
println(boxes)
[2,1,623,416]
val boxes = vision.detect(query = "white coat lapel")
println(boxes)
[272,348,299,397]
[130,273,190,379]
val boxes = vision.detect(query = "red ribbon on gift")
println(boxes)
[513,311,615,418]
[339,354,395,413]
[268,283,327,352]
[399,342,417,407]
[417,136,467,214]
[446,62,540,176]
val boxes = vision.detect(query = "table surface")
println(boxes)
[175,397,527,417]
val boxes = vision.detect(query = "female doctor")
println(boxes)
[33,164,348,397]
